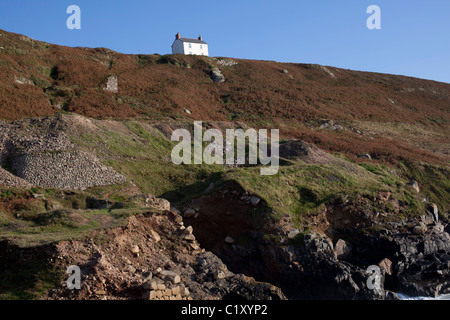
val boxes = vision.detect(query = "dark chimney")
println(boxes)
[198,35,202,41]
[176,32,180,40]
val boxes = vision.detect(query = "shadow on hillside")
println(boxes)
[158,172,224,206]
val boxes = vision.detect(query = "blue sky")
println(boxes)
[1,0,449,83]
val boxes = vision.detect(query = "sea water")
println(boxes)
[397,293,450,300]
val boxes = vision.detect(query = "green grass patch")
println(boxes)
[224,159,426,227]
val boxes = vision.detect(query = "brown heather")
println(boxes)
[0,29,448,165]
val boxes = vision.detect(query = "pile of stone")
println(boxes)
[214,58,238,67]
[413,203,444,235]
[319,119,343,131]
[13,132,76,153]
[183,208,200,219]
[216,189,263,207]
[142,269,192,301]
[0,167,33,188]
[12,150,126,189]
[0,118,126,190]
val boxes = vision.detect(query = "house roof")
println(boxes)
[177,37,207,45]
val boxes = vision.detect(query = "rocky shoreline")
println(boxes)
[180,187,450,300]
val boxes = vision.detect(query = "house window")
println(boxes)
[188,43,192,48]
[200,45,203,49]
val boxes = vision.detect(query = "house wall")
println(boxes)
[171,40,185,54]
[183,42,209,56]
[172,39,209,56]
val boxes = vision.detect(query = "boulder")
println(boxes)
[287,229,300,239]
[421,214,435,225]
[183,208,196,218]
[378,258,393,275]
[428,203,439,223]
[211,68,225,83]
[184,234,196,242]
[319,119,334,128]
[103,75,118,93]
[412,222,427,235]
[142,290,157,300]
[407,180,420,193]
[171,286,181,296]
[159,270,181,284]
[214,270,226,280]
[249,196,260,206]
[144,277,164,291]
[205,182,214,193]
[334,239,352,259]
[184,225,193,235]
[150,197,170,211]
[131,245,140,255]
[330,125,344,131]
[149,230,161,242]
[189,242,200,250]
[304,232,334,253]
[385,291,401,300]
[431,222,445,234]
[225,236,235,244]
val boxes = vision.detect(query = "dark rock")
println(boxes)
[303,232,334,254]
[334,239,352,259]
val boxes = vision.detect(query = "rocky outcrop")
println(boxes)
[279,139,335,164]
[211,67,225,83]
[103,75,118,93]
[391,232,450,297]
[212,58,238,67]
[407,180,420,193]
[340,221,450,298]
[181,184,450,300]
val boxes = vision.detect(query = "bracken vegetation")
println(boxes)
[1,29,449,167]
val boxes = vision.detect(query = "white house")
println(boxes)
[171,33,209,56]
